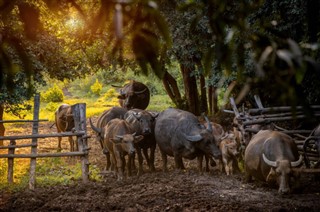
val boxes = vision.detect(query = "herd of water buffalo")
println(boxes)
[54,80,320,195]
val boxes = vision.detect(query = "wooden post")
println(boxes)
[72,103,89,183]
[29,94,40,190]
[7,140,16,184]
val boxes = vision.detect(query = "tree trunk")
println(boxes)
[208,86,213,115]
[162,71,184,109]
[307,0,320,42]
[180,64,200,115]
[0,104,5,146]
[208,85,219,115]
[199,75,208,114]
[212,87,219,114]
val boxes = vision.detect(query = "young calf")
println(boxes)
[103,118,144,180]
[219,133,239,175]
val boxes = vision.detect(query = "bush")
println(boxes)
[103,88,117,100]
[90,79,102,96]
[41,84,64,103]
[45,102,60,112]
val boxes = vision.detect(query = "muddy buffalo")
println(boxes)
[244,130,303,194]
[54,104,77,151]
[219,133,239,175]
[124,109,157,175]
[90,107,127,169]
[102,118,143,180]
[155,108,221,172]
[115,80,150,110]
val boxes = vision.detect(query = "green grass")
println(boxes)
[0,157,102,192]
[0,93,172,191]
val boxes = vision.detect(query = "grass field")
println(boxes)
[0,93,173,191]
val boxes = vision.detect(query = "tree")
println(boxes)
[0,0,171,142]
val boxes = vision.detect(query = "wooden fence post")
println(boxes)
[72,103,89,183]
[7,139,16,184]
[29,94,40,190]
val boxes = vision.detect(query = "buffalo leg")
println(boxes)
[136,148,144,176]
[103,148,112,171]
[204,155,210,172]
[57,137,62,151]
[160,150,168,172]
[148,145,156,172]
[173,153,185,169]
[197,155,204,172]
[68,136,74,152]
[127,155,133,177]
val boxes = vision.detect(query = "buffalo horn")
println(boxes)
[204,116,213,133]
[116,135,124,139]
[134,88,147,94]
[290,155,303,167]
[262,153,277,167]
[220,133,229,140]
[89,118,101,134]
[132,112,141,119]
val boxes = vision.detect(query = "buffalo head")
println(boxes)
[263,153,303,194]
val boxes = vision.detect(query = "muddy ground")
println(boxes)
[1,117,320,212]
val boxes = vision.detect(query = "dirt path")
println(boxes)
[1,119,320,211]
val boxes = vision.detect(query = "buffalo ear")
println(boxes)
[110,137,122,144]
[134,135,144,143]
[266,168,276,183]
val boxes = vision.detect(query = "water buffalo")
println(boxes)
[54,104,77,152]
[219,133,239,175]
[155,108,221,172]
[115,80,150,110]
[244,130,303,194]
[102,118,144,180]
[204,122,225,145]
[90,106,127,169]
[202,121,225,171]
[124,109,158,175]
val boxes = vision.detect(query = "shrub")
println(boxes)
[90,79,102,96]
[41,84,64,103]
[103,88,117,100]
[45,102,60,112]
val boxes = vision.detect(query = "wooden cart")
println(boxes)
[228,95,320,173]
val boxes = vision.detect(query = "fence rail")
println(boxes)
[0,94,90,189]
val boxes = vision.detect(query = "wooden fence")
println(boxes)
[0,94,90,190]
[229,95,320,172]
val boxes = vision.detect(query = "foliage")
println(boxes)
[41,84,64,103]
[90,79,102,96]
[44,102,60,112]
[102,88,117,101]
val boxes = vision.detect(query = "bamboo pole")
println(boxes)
[0,151,87,158]
[254,95,264,109]
[7,140,16,184]
[242,114,320,126]
[0,132,85,141]
[0,143,37,150]
[248,105,320,114]
[229,97,240,117]
[29,94,39,190]
[72,103,89,183]
[0,119,48,123]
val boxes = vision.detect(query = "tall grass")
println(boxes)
[0,157,102,191]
